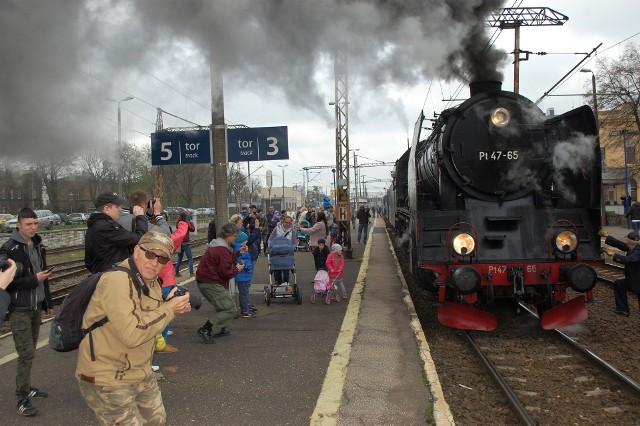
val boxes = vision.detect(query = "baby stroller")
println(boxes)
[296,220,310,252]
[264,236,302,305]
[310,270,341,305]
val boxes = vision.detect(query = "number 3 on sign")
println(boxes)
[266,137,279,156]
[160,142,173,160]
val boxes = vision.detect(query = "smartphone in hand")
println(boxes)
[45,266,55,273]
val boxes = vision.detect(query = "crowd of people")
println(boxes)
[0,191,375,422]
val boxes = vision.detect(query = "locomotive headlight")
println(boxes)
[490,107,511,127]
[555,231,579,253]
[453,233,476,256]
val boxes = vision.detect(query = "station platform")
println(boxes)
[0,217,452,425]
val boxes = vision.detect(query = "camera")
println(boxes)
[164,286,202,310]
[0,260,22,276]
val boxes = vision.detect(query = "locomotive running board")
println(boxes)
[437,302,498,331]
[540,295,588,330]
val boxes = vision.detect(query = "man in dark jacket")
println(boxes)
[0,207,54,417]
[207,217,216,243]
[0,259,18,326]
[84,191,148,273]
[603,230,640,317]
[625,202,640,233]
[356,205,371,244]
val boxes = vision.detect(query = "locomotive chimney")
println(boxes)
[469,81,502,97]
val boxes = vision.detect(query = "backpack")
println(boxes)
[49,266,139,361]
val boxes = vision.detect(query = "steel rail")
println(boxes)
[463,330,537,426]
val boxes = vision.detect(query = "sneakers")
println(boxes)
[28,388,47,398]
[249,304,258,313]
[342,293,348,299]
[613,309,630,317]
[167,330,174,336]
[17,399,37,416]
[241,311,256,318]
[214,327,230,337]
[197,320,215,344]
[190,273,196,277]
[175,273,182,277]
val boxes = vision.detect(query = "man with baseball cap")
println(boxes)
[85,191,148,273]
[77,231,192,424]
[602,229,640,316]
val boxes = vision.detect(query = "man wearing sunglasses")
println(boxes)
[76,231,192,425]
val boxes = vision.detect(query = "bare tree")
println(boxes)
[595,42,640,132]
[79,148,116,203]
[36,159,73,211]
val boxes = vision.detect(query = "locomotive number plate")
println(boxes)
[477,150,519,161]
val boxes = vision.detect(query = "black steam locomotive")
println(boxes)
[387,81,603,331]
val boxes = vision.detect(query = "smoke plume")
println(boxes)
[0,0,507,161]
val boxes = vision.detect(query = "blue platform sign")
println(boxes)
[151,130,211,165]
[227,126,289,162]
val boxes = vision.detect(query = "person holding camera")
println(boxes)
[195,222,248,343]
[0,207,54,417]
[76,231,192,425]
[117,190,169,235]
[601,229,640,317]
[85,191,149,274]
[0,259,18,326]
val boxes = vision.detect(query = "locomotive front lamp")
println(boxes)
[490,107,511,127]
[555,230,578,253]
[453,233,476,256]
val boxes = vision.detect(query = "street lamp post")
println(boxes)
[276,164,287,211]
[581,68,605,226]
[623,129,631,228]
[109,96,134,196]
[580,69,599,130]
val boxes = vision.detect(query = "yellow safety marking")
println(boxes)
[0,337,50,366]
[386,226,456,426]
[310,220,374,425]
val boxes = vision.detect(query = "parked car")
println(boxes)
[0,214,15,233]
[68,212,89,224]
[35,210,56,230]
[53,214,61,226]
[57,213,70,225]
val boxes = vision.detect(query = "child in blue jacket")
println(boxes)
[233,229,257,318]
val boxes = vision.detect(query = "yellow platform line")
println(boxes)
[310,222,374,425]
[385,226,455,425]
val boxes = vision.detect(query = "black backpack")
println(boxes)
[49,266,139,361]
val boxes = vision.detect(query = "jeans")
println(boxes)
[175,243,193,274]
[237,280,251,313]
[274,270,290,284]
[10,310,41,399]
[358,223,369,244]
[161,286,174,340]
[263,235,270,254]
[632,221,640,233]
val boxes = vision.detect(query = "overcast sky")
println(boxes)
[1,0,638,197]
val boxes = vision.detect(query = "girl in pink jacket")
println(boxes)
[326,243,347,299]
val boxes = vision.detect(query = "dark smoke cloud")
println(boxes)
[0,0,507,161]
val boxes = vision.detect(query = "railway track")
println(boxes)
[465,305,640,424]
[1,237,211,339]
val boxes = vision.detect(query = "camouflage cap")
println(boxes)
[138,231,174,257]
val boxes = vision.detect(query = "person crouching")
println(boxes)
[195,223,248,342]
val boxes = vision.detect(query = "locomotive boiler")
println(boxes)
[389,81,603,331]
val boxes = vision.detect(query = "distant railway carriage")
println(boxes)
[388,81,603,331]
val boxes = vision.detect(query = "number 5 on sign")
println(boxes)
[160,142,173,160]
